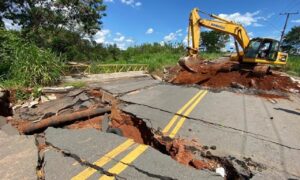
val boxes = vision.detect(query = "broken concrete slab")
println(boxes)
[63,71,149,83]
[1,123,19,135]
[0,116,6,127]
[123,103,300,177]
[251,169,300,180]
[121,84,201,113]
[121,85,300,149]
[44,128,222,179]
[91,76,161,95]
[14,90,97,122]
[0,131,38,180]
[44,149,87,180]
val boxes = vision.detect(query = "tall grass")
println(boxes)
[9,44,65,87]
[0,30,65,88]
[285,55,300,76]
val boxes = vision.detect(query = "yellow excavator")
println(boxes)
[179,8,288,75]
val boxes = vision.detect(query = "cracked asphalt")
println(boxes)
[1,75,300,179]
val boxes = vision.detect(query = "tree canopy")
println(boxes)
[0,0,106,35]
[201,30,230,52]
[283,26,300,52]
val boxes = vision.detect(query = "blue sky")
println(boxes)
[94,0,300,49]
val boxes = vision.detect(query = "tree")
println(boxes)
[201,30,230,52]
[1,0,106,36]
[282,26,300,52]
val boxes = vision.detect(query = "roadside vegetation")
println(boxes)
[285,55,300,76]
[0,1,299,90]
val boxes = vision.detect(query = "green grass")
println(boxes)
[102,52,184,72]
[285,55,300,76]
[101,51,225,72]
[62,81,87,88]
[201,52,225,60]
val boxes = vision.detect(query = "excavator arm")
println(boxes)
[180,8,287,74]
[187,8,250,56]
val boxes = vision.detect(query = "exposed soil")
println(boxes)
[66,116,103,130]
[109,104,256,179]
[110,102,156,145]
[5,87,260,179]
[167,60,300,98]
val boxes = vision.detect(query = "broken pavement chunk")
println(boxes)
[42,86,74,93]
[0,131,37,180]
[20,107,111,134]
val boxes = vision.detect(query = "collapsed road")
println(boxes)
[0,70,300,180]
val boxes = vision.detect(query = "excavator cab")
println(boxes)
[243,38,288,65]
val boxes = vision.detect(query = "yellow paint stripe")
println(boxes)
[99,90,208,179]
[162,90,204,133]
[71,139,135,180]
[169,90,208,138]
[99,145,148,180]
[73,89,207,180]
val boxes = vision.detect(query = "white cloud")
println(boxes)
[164,33,176,42]
[114,36,126,42]
[3,18,21,31]
[163,29,184,42]
[253,23,263,27]
[248,32,254,38]
[176,29,182,33]
[112,32,135,49]
[104,0,114,2]
[183,36,188,46]
[146,28,154,34]
[292,19,300,23]
[126,39,134,43]
[92,29,111,44]
[218,11,262,26]
[121,0,141,7]
[135,2,142,6]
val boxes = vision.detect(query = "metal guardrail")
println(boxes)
[67,64,149,75]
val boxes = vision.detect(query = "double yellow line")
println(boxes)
[72,90,208,180]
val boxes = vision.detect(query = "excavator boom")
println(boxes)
[180,8,287,74]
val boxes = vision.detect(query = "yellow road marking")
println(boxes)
[99,90,208,179]
[162,90,204,133]
[169,90,208,138]
[99,145,148,180]
[71,139,135,180]
[72,89,208,180]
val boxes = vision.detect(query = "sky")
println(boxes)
[4,0,300,50]
[97,0,300,50]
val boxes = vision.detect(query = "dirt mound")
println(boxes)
[167,60,300,97]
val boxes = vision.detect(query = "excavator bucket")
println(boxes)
[178,55,202,73]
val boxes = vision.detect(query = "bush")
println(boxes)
[0,29,65,87]
[9,43,65,87]
[0,30,23,79]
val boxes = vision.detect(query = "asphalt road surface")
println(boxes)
[1,75,300,179]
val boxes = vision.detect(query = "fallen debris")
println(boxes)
[166,60,300,98]
[19,107,110,134]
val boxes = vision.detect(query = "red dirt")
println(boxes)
[87,89,103,98]
[66,116,103,130]
[110,103,148,144]
[161,138,218,170]
[109,103,219,171]
[190,159,211,169]
[169,60,300,95]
